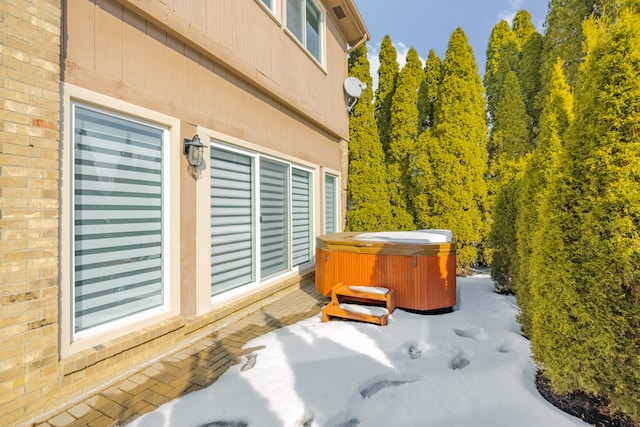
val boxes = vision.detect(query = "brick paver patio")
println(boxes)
[37,284,328,427]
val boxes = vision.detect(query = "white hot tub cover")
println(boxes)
[353,229,453,244]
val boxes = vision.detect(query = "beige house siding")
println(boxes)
[0,0,367,425]
[64,0,349,155]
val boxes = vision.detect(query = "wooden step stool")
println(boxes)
[322,283,396,326]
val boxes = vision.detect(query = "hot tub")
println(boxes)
[315,230,456,311]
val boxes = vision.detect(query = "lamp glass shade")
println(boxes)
[185,135,204,167]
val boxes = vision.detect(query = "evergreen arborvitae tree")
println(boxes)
[417,49,442,133]
[530,10,640,422]
[488,71,533,162]
[426,28,488,267]
[536,0,594,108]
[594,0,624,16]
[374,35,399,153]
[386,47,423,229]
[518,31,544,126]
[537,1,624,111]
[515,59,574,337]
[512,10,537,47]
[485,20,519,124]
[412,51,443,219]
[410,129,437,230]
[345,45,394,232]
[510,10,544,126]
[488,71,532,293]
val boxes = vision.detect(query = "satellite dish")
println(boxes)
[344,76,366,98]
[344,76,366,113]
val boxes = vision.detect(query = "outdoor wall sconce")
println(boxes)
[183,134,204,168]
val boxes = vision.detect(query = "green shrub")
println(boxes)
[529,10,640,422]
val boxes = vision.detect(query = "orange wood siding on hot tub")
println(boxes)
[315,232,456,311]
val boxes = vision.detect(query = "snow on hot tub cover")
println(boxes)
[353,229,453,244]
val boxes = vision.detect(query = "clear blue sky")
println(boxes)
[353,0,549,85]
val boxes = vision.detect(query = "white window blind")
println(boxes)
[208,142,315,294]
[210,147,254,295]
[73,105,164,332]
[260,159,289,277]
[291,168,312,266]
[325,174,337,234]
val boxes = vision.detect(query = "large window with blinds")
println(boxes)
[325,173,338,233]
[72,104,166,333]
[260,159,289,278]
[291,168,312,265]
[210,147,255,295]
[208,142,314,295]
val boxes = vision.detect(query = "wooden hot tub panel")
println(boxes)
[315,232,456,312]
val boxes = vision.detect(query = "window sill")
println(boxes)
[283,27,327,74]
[61,316,186,376]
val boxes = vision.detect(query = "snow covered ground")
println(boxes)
[128,273,588,427]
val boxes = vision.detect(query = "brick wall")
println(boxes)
[0,0,62,425]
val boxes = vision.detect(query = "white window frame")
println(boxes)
[291,165,314,267]
[209,142,259,299]
[259,155,316,275]
[196,130,316,311]
[259,156,291,279]
[324,171,340,234]
[60,84,181,357]
[285,0,325,65]
[256,0,279,21]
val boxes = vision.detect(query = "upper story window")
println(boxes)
[286,0,323,62]
[261,0,275,13]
